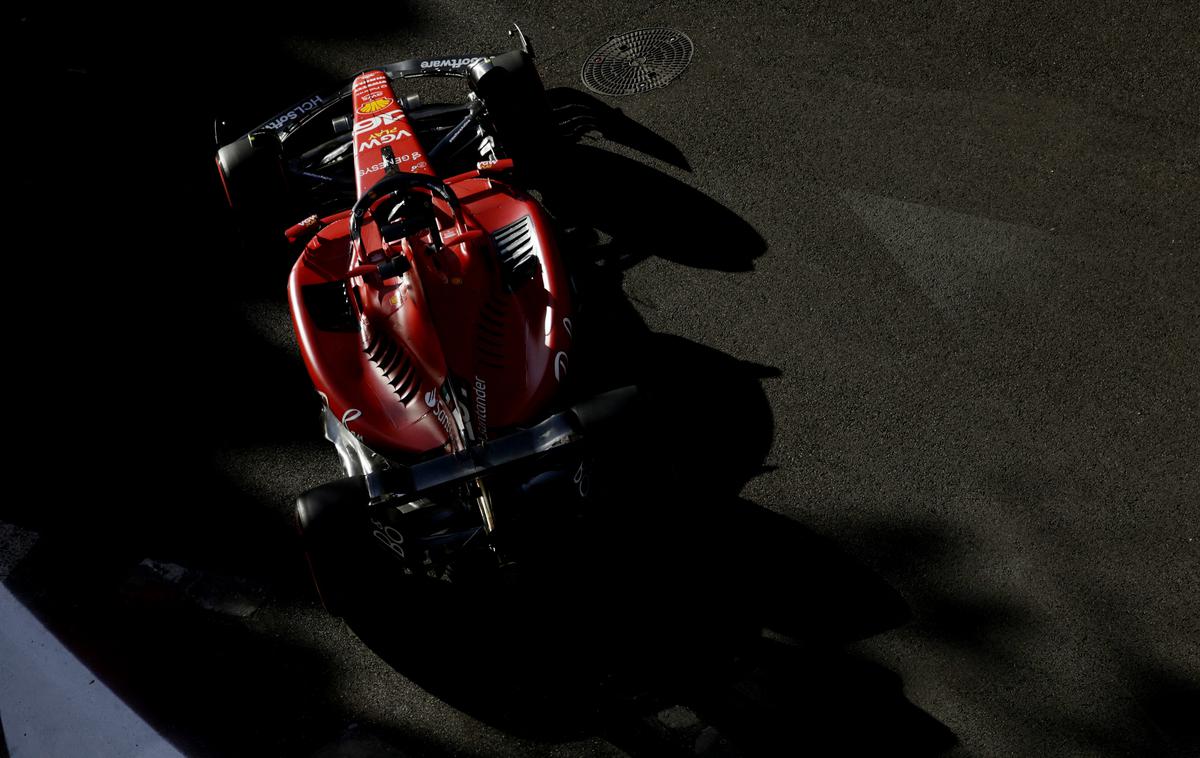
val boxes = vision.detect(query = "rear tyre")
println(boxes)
[468,51,558,177]
[295,478,374,616]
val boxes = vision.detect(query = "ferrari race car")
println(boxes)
[215,30,637,613]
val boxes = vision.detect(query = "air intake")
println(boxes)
[491,215,541,288]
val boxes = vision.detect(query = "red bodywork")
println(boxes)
[288,71,573,459]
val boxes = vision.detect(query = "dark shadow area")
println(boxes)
[1129,666,1200,757]
[539,141,763,273]
[347,490,945,754]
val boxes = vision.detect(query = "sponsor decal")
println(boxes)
[554,351,568,382]
[424,388,454,438]
[352,73,389,96]
[357,151,422,177]
[473,377,489,441]
[264,95,324,130]
[573,462,590,497]
[354,110,407,134]
[420,57,485,69]
[358,96,394,114]
[562,317,573,338]
[357,126,414,153]
[370,518,407,560]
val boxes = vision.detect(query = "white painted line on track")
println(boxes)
[0,584,185,758]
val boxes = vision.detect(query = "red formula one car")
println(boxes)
[216,31,636,612]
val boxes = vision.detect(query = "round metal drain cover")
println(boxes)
[581,28,693,96]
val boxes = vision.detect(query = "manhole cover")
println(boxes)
[581,28,693,96]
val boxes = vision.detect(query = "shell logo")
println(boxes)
[358,97,394,114]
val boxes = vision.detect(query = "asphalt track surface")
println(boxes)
[6,3,1198,757]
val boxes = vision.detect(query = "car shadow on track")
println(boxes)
[345,331,952,758]
[340,109,957,757]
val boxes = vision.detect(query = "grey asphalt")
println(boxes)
[6,3,1198,757]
